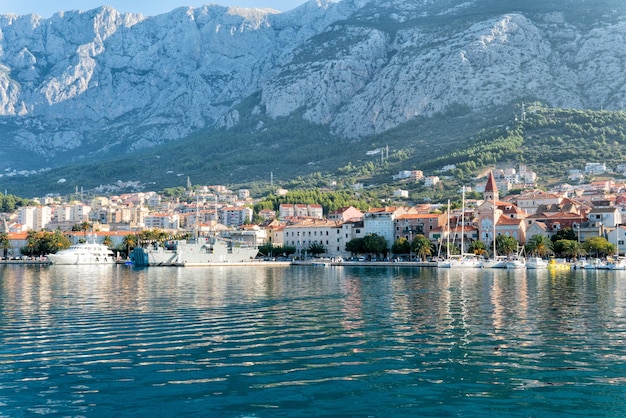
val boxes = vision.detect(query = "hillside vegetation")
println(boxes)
[4,103,626,201]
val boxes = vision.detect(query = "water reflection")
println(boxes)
[2,265,626,416]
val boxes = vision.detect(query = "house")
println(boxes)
[424,176,440,187]
[587,207,621,228]
[364,207,410,250]
[328,206,363,222]
[511,191,563,215]
[283,219,343,258]
[394,213,447,242]
[585,162,607,174]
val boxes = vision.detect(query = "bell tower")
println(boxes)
[484,171,499,202]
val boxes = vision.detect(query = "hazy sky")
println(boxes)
[0,0,310,17]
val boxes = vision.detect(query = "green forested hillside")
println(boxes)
[4,102,626,200]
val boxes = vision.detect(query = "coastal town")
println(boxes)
[3,162,625,265]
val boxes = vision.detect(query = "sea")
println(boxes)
[1,263,626,417]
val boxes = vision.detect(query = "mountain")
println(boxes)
[1,0,626,194]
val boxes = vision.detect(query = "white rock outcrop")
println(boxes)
[0,1,624,168]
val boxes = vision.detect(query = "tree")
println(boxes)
[258,242,275,256]
[525,234,554,257]
[363,234,388,257]
[468,240,487,256]
[20,231,70,257]
[496,235,519,256]
[439,242,459,257]
[554,239,585,260]
[122,234,138,257]
[103,235,113,248]
[346,238,365,255]
[0,232,10,258]
[308,242,326,257]
[412,235,434,261]
[551,227,576,242]
[72,221,92,238]
[582,236,615,258]
[391,237,410,256]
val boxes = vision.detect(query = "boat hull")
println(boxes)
[47,243,116,265]
[132,238,258,267]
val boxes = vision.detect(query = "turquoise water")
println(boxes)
[1,264,626,417]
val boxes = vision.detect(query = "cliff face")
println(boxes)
[0,0,625,169]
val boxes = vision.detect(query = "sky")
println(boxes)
[0,0,310,17]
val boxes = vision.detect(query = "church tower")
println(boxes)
[484,171,499,202]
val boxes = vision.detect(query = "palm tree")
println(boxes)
[0,232,10,258]
[468,240,487,256]
[122,234,138,257]
[557,239,586,260]
[525,234,554,257]
[496,235,518,256]
[412,235,434,261]
[103,235,113,248]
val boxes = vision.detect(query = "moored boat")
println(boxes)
[47,241,116,265]
[526,256,548,269]
[131,235,258,267]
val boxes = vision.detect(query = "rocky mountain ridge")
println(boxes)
[0,0,625,171]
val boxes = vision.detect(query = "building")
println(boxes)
[279,204,323,220]
[585,162,607,174]
[364,207,409,250]
[220,206,253,227]
[424,176,440,187]
[17,206,51,231]
[283,219,343,258]
[394,213,447,242]
[328,206,363,222]
[587,207,621,228]
[144,214,180,230]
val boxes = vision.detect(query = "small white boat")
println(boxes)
[47,241,116,265]
[606,257,626,270]
[482,256,507,269]
[505,257,526,269]
[526,257,548,269]
[440,254,483,268]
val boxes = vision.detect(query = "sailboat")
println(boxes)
[505,245,526,269]
[607,226,626,270]
[437,200,452,268]
[439,187,482,268]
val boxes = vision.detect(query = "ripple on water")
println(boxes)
[2,266,626,416]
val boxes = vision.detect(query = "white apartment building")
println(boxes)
[220,206,253,227]
[18,206,51,230]
[144,214,180,230]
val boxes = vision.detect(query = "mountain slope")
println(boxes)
[1,0,626,193]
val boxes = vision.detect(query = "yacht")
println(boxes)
[47,241,116,265]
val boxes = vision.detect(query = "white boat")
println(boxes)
[131,235,258,266]
[482,256,507,269]
[583,258,605,270]
[526,256,548,269]
[505,257,526,269]
[438,188,482,269]
[47,241,116,265]
[446,254,483,268]
[607,257,626,270]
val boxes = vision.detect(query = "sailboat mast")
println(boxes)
[493,200,497,258]
[446,199,451,258]
[461,186,465,255]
